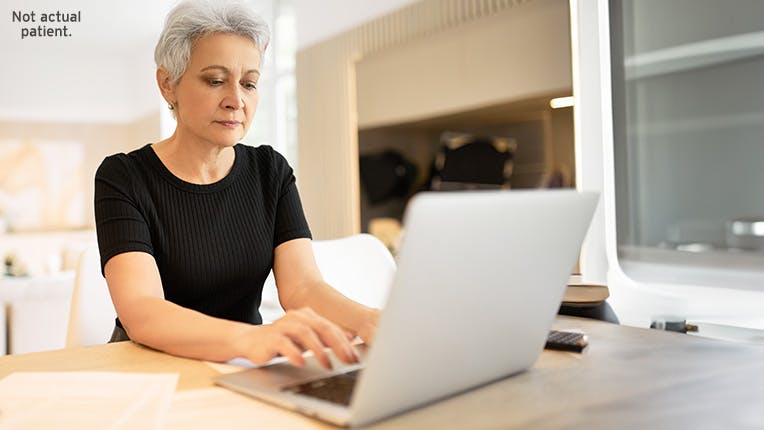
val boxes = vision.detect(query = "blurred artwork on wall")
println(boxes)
[0,140,86,232]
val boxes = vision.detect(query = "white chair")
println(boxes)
[260,234,397,323]
[66,245,117,347]
[7,274,75,353]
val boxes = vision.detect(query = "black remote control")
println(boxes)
[545,330,588,352]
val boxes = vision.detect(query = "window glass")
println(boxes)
[241,0,297,169]
[610,0,764,276]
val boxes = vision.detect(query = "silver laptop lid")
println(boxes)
[350,190,598,426]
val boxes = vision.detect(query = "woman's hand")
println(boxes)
[237,307,358,369]
[355,308,380,345]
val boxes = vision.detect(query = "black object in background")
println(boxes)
[558,301,619,324]
[359,151,418,204]
[428,132,517,191]
[545,330,588,352]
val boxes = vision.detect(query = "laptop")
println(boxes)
[216,190,598,427]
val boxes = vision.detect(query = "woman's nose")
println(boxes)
[222,84,244,110]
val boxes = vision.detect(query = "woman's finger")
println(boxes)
[275,335,306,367]
[289,309,358,364]
[281,320,333,369]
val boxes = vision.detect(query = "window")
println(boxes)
[609,0,764,286]
[242,0,298,169]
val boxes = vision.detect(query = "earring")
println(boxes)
[168,102,175,111]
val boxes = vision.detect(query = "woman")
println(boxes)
[94,0,378,369]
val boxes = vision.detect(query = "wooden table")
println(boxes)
[2,316,764,429]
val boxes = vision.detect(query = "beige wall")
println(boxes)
[549,106,575,186]
[356,1,571,129]
[0,112,160,230]
[296,0,571,239]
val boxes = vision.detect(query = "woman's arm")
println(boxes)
[105,251,358,368]
[273,238,381,344]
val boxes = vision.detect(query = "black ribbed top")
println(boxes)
[94,144,311,328]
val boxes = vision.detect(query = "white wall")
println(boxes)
[1,0,417,122]
[295,0,418,49]
[0,0,172,124]
[0,45,159,123]
[355,0,572,129]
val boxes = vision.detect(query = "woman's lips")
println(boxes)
[215,120,241,128]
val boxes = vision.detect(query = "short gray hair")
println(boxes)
[155,0,270,84]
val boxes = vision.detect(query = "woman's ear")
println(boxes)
[156,67,175,104]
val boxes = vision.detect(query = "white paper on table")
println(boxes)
[0,372,178,430]
[204,356,289,374]
[166,387,327,430]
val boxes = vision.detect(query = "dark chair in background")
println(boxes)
[428,132,517,191]
[359,151,418,205]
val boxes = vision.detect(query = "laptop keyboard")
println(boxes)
[284,369,361,406]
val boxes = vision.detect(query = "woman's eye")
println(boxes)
[208,79,224,86]
[242,81,258,91]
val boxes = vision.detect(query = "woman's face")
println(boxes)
[170,32,261,147]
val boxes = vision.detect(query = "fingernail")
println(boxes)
[321,356,332,369]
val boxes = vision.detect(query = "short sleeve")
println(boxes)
[94,156,154,273]
[270,148,312,247]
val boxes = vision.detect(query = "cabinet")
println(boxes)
[296,0,574,239]
[610,0,764,282]
[1,272,75,354]
[352,0,575,233]
[358,97,574,233]
[0,229,94,353]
